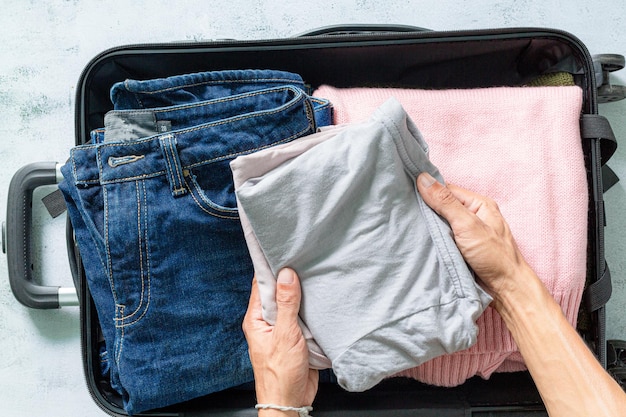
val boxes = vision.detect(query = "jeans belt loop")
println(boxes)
[159,134,187,197]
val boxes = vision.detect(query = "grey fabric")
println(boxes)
[232,98,492,392]
[231,124,347,369]
[103,111,161,142]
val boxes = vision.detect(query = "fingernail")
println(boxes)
[277,268,295,284]
[419,172,437,188]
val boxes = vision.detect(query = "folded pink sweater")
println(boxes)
[313,85,587,386]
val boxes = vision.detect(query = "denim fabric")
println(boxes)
[110,69,332,131]
[59,84,319,414]
[111,69,309,108]
[103,86,331,142]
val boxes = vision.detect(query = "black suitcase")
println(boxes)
[4,25,624,416]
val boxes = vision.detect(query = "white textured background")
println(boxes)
[1,1,625,415]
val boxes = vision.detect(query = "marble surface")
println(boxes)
[1,1,625,415]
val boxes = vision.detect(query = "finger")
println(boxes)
[446,183,506,231]
[417,172,476,229]
[243,277,264,333]
[446,183,489,215]
[246,276,261,313]
[274,268,302,332]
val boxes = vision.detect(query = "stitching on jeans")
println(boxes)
[76,117,314,185]
[101,185,119,302]
[115,181,152,325]
[100,91,304,144]
[108,155,145,168]
[160,135,186,195]
[310,97,329,105]
[160,136,175,192]
[187,187,240,220]
[167,138,185,192]
[78,171,165,186]
[186,123,313,170]
[115,305,124,365]
[119,183,152,326]
[103,186,118,302]
[76,179,100,185]
[71,152,78,178]
[74,143,99,151]
[67,171,117,301]
[102,171,166,184]
[127,77,305,95]
[131,181,147,319]
[135,181,152,324]
[110,87,296,116]
[143,182,152,317]
[174,97,302,133]
[124,77,146,109]
[181,124,313,218]
[186,174,238,216]
[80,89,307,185]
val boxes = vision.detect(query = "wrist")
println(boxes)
[258,409,298,417]
[492,263,554,328]
[256,404,313,417]
[254,389,303,411]
[254,378,309,411]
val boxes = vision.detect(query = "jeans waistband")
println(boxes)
[103,86,329,142]
[111,69,311,109]
[71,85,316,186]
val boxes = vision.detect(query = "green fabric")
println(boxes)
[527,72,576,87]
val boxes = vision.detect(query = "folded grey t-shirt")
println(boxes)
[231,98,492,392]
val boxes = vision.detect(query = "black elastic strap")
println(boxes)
[581,114,618,165]
[585,263,612,312]
[603,165,620,193]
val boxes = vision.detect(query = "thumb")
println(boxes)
[274,268,302,328]
[416,172,472,228]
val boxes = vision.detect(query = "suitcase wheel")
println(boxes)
[594,54,626,72]
[598,84,626,103]
[593,54,626,103]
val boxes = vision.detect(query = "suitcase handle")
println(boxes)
[4,161,78,309]
[296,24,431,37]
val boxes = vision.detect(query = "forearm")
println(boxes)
[414,175,626,415]
[496,265,626,417]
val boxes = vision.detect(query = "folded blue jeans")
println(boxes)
[103,85,331,143]
[111,69,312,108]
[59,84,323,414]
[108,69,332,137]
[85,71,331,405]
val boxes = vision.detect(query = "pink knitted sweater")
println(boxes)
[313,85,588,386]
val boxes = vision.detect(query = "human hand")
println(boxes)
[416,172,532,308]
[242,268,318,415]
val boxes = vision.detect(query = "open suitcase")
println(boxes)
[4,25,626,416]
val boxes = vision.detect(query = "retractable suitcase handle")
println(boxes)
[3,161,78,309]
